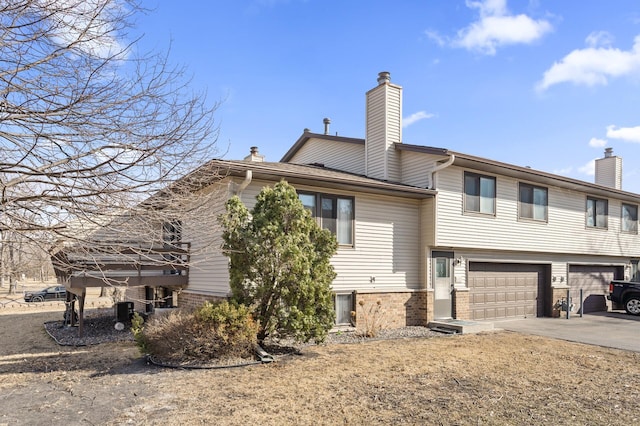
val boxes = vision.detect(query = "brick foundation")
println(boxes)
[426,289,435,324]
[551,286,571,318]
[125,287,431,329]
[354,291,428,329]
[177,291,227,311]
[453,288,470,320]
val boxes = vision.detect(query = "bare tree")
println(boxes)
[0,0,223,288]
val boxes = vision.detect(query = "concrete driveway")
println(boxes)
[493,311,640,352]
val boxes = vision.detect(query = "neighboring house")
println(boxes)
[58,71,640,329]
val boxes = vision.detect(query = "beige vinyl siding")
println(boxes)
[386,87,402,182]
[292,182,422,292]
[333,193,421,292]
[287,137,365,175]
[434,166,640,257]
[400,151,445,188]
[181,182,232,296]
[420,198,435,289]
[187,178,423,296]
[366,87,386,180]
[595,156,622,189]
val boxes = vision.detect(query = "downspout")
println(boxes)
[235,169,252,196]
[430,154,455,189]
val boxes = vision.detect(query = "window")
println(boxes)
[334,293,354,325]
[519,183,548,221]
[586,197,608,228]
[622,204,638,233]
[299,192,354,245]
[464,172,496,214]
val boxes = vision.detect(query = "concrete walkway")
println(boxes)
[493,311,640,352]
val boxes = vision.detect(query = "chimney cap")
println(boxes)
[377,71,391,85]
[250,146,258,154]
[604,147,613,158]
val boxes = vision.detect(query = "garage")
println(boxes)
[568,265,622,314]
[468,263,548,321]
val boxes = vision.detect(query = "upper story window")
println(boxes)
[464,172,496,215]
[299,192,354,246]
[586,197,608,229]
[519,183,548,221]
[621,203,638,233]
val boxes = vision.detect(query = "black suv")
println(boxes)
[24,286,67,302]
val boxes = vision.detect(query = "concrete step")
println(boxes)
[428,319,494,335]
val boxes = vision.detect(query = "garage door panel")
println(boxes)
[568,265,620,314]
[469,263,546,320]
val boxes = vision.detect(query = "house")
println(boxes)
[57,71,640,329]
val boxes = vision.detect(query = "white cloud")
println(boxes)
[606,125,640,143]
[425,30,446,47]
[452,0,553,55]
[552,166,573,175]
[44,0,127,59]
[588,137,607,148]
[403,111,435,128]
[585,31,614,48]
[537,34,640,91]
[578,159,596,176]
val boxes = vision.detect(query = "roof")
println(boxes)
[280,132,640,203]
[397,143,640,203]
[192,159,436,199]
[280,131,364,162]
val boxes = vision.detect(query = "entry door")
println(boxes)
[433,256,453,319]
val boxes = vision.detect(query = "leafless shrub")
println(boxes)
[353,299,387,338]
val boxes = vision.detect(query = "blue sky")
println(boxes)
[136,0,640,193]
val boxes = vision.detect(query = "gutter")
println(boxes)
[235,169,252,196]
[430,154,455,189]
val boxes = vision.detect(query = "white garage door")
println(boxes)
[469,263,547,321]
[568,265,620,314]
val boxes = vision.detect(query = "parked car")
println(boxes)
[609,280,640,315]
[24,286,67,303]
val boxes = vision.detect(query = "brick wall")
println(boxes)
[551,286,571,318]
[426,289,435,323]
[453,288,470,320]
[354,291,428,329]
[178,291,227,311]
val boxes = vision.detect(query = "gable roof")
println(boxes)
[280,131,364,162]
[280,132,640,203]
[188,159,436,199]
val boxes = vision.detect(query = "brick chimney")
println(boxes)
[595,147,622,190]
[365,71,402,181]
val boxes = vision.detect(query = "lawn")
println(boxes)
[1,307,638,425]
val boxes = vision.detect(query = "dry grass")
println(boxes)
[1,306,639,425]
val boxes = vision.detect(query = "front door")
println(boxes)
[433,254,453,319]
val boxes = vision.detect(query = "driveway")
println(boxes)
[494,311,640,352]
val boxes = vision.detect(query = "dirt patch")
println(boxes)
[1,307,639,425]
